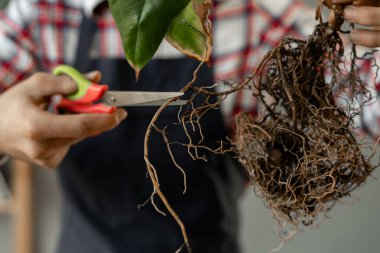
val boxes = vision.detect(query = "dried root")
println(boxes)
[234,8,378,230]
[142,2,380,251]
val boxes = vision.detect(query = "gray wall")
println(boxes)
[1,0,380,253]
[240,161,380,253]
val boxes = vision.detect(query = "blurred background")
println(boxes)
[1,0,380,253]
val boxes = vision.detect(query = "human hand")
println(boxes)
[333,0,380,47]
[0,72,127,169]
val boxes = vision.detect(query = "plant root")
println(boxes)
[234,21,378,230]
[142,2,380,251]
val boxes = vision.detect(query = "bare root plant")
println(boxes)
[142,1,380,252]
[235,1,379,235]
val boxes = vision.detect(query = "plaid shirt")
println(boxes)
[4,0,378,137]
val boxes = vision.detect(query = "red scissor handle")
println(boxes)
[74,83,108,104]
[53,65,117,114]
[56,99,116,114]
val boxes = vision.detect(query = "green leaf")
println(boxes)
[108,0,191,78]
[165,0,212,63]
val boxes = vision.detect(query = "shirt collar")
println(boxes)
[83,0,105,17]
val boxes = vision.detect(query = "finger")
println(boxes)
[42,148,69,169]
[36,109,128,139]
[38,137,81,158]
[334,0,380,6]
[21,137,82,169]
[25,72,77,100]
[41,136,90,169]
[34,146,70,169]
[344,6,380,26]
[84,70,102,83]
[349,28,380,47]
[36,147,69,169]
[332,0,354,4]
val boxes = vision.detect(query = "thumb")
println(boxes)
[26,71,103,101]
[26,72,77,100]
[85,70,102,83]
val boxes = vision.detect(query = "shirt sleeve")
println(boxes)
[213,0,317,129]
[0,0,38,91]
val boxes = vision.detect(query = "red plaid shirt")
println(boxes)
[4,0,377,136]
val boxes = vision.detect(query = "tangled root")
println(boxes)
[143,2,380,251]
[234,22,377,229]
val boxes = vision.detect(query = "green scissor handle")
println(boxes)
[53,64,93,101]
[52,65,113,113]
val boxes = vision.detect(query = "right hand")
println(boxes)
[0,72,127,169]
[333,0,380,47]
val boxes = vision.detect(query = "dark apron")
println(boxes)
[56,11,244,253]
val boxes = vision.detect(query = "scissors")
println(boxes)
[52,65,186,114]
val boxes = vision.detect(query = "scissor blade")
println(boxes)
[102,91,185,107]
[124,99,188,107]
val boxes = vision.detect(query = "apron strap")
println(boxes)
[74,12,98,69]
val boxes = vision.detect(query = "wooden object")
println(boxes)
[0,160,34,253]
[11,159,33,253]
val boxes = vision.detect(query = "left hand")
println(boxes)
[333,0,380,47]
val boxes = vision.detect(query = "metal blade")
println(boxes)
[102,91,185,107]
[124,99,188,107]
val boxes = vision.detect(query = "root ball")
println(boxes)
[234,23,376,227]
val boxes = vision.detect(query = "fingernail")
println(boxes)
[87,70,98,76]
[86,71,101,81]
[344,6,357,22]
